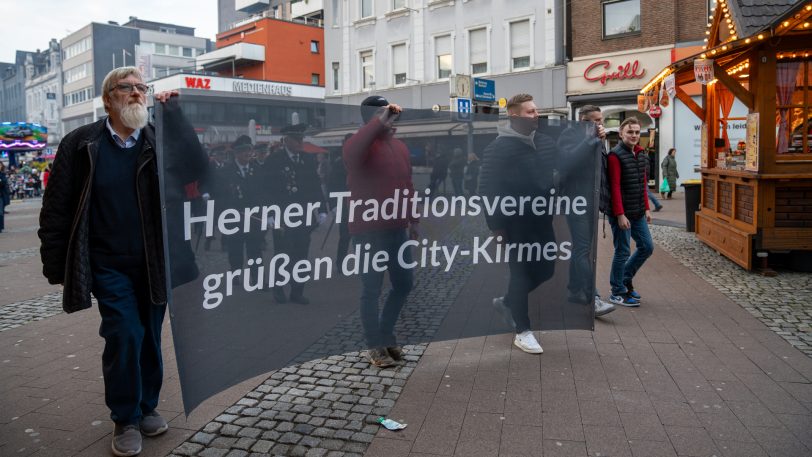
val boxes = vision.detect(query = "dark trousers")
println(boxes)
[225,231,264,270]
[91,258,165,426]
[0,199,5,231]
[505,259,551,333]
[355,228,413,348]
[451,174,464,195]
[336,222,350,266]
[275,227,312,297]
[566,211,596,301]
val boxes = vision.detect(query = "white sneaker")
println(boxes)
[513,330,543,354]
[594,296,616,317]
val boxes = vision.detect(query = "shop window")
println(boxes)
[776,60,812,154]
[435,35,452,80]
[510,20,530,70]
[469,28,488,75]
[392,43,407,86]
[360,50,374,90]
[603,0,641,38]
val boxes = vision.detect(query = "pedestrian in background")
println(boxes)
[464,152,480,195]
[448,147,466,195]
[38,66,206,457]
[343,95,419,368]
[661,148,678,199]
[0,163,9,232]
[607,117,654,307]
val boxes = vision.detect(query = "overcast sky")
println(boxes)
[0,1,219,62]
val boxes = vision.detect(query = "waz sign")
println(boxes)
[184,77,212,90]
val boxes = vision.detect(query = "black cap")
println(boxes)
[360,95,389,123]
[280,123,307,138]
[232,134,253,153]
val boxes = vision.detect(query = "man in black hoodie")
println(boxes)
[479,93,554,354]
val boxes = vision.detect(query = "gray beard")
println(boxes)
[120,103,148,130]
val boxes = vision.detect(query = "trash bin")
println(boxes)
[681,180,701,232]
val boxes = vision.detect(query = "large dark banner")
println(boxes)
[155,95,601,414]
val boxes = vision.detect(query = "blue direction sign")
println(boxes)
[473,77,496,102]
[456,97,472,121]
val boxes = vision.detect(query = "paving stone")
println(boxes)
[174,443,204,455]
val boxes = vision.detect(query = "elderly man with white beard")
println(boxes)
[38,67,188,456]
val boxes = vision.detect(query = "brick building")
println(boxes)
[566,0,711,183]
[198,17,324,87]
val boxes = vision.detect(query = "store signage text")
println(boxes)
[583,60,646,85]
[233,81,293,96]
[185,77,212,90]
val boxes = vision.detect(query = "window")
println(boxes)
[510,20,530,70]
[469,28,487,75]
[63,86,93,107]
[311,41,320,53]
[64,37,91,60]
[159,26,176,34]
[63,63,88,84]
[311,73,320,86]
[183,47,193,58]
[361,0,373,18]
[360,50,374,89]
[776,61,812,154]
[392,43,407,86]
[168,45,180,56]
[603,0,641,38]
[393,0,406,9]
[332,62,340,91]
[155,43,166,54]
[435,35,452,80]
[332,0,340,25]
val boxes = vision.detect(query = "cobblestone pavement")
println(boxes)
[0,292,62,332]
[650,224,812,358]
[0,246,39,263]
[168,217,484,457]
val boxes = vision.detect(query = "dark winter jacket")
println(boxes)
[38,99,206,313]
[343,117,417,235]
[608,142,649,220]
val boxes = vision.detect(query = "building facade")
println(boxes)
[1,51,34,122]
[199,17,324,86]
[60,20,212,135]
[324,0,567,113]
[124,17,213,81]
[566,0,709,181]
[24,39,63,148]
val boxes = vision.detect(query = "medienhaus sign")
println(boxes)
[148,74,325,100]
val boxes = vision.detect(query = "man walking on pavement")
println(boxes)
[38,67,206,456]
[607,117,654,307]
[557,105,615,317]
[265,124,328,304]
[480,94,556,354]
[343,96,419,368]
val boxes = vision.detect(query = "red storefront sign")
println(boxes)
[184,77,212,89]
[583,60,647,85]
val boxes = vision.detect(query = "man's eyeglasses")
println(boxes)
[112,83,149,94]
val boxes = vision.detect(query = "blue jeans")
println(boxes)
[647,190,662,209]
[354,228,413,348]
[608,215,654,296]
[91,257,166,426]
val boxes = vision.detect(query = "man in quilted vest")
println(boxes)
[606,117,654,307]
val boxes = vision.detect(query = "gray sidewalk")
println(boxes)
[1,196,811,456]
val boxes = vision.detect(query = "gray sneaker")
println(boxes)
[112,424,142,457]
[493,296,516,329]
[594,296,616,317]
[140,411,168,437]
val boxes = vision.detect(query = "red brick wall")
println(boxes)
[571,0,707,58]
[216,18,324,86]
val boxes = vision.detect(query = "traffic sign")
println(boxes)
[649,105,662,118]
[473,78,496,102]
[455,97,472,121]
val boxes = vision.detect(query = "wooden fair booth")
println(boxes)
[641,0,812,270]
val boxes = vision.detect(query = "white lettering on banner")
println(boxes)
[191,189,585,310]
[232,81,293,96]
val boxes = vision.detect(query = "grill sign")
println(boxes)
[584,60,647,85]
